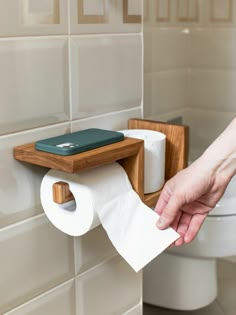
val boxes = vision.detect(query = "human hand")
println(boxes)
[155,156,230,246]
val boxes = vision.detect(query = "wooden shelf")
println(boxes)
[144,190,162,208]
[14,137,145,199]
[14,119,189,208]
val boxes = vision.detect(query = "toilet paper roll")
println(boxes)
[119,129,166,194]
[41,163,179,272]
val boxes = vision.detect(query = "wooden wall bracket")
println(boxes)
[13,119,188,208]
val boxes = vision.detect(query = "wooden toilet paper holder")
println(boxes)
[14,119,188,208]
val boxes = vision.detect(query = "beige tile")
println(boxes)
[0,38,69,135]
[217,259,236,314]
[217,259,236,280]
[4,280,76,315]
[209,0,233,23]
[71,107,142,132]
[123,0,142,24]
[76,255,142,315]
[177,0,199,23]
[0,0,68,36]
[0,123,70,228]
[0,215,74,313]
[70,0,141,34]
[156,0,171,22]
[152,28,188,71]
[189,69,236,112]
[71,35,142,119]
[74,225,117,275]
[151,70,187,115]
[190,29,234,69]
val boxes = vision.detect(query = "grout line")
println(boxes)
[75,253,118,279]
[68,34,73,123]
[3,278,75,315]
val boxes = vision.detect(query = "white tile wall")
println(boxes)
[0,0,68,37]
[71,35,142,119]
[5,280,76,315]
[189,29,234,69]
[0,215,74,314]
[189,69,236,112]
[74,226,117,275]
[151,29,188,71]
[151,70,187,115]
[70,0,141,34]
[0,37,70,135]
[72,107,142,132]
[76,255,142,315]
[0,0,143,313]
[0,123,70,228]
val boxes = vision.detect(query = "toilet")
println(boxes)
[143,175,236,311]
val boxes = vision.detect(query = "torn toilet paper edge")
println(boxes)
[98,190,180,272]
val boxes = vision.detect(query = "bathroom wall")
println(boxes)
[144,0,236,158]
[0,1,142,314]
[143,0,189,118]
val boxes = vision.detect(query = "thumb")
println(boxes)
[156,194,184,229]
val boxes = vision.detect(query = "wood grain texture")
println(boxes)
[14,120,189,207]
[128,118,189,179]
[14,138,144,173]
[128,118,189,207]
[52,145,144,205]
[53,181,74,204]
[14,137,145,205]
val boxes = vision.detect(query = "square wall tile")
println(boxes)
[5,280,76,315]
[74,226,117,275]
[76,255,142,315]
[151,70,187,115]
[189,69,236,112]
[71,107,142,132]
[0,215,74,314]
[0,38,70,135]
[190,29,234,69]
[70,0,116,34]
[70,0,141,34]
[0,0,68,36]
[71,35,142,119]
[152,28,188,71]
[0,122,70,228]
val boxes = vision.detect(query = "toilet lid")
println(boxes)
[209,176,236,216]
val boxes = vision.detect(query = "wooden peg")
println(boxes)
[53,181,75,204]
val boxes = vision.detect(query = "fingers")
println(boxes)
[156,194,184,229]
[174,213,192,246]
[184,213,207,243]
[154,188,170,216]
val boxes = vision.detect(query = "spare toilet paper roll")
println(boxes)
[119,129,166,194]
[41,163,179,272]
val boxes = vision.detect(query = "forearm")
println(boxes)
[200,117,236,183]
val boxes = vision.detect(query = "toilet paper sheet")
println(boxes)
[41,163,179,272]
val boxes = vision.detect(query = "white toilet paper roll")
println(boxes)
[119,129,166,194]
[41,163,179,272]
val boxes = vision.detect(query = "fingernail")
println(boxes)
[156,217,165,228]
